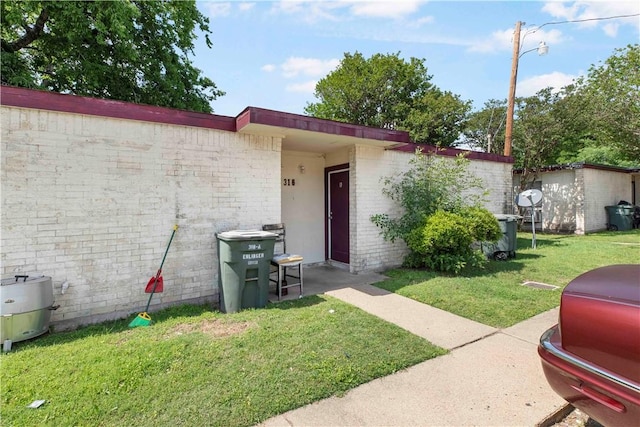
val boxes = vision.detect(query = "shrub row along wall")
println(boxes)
[1,105,281,330]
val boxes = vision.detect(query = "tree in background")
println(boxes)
[460,99,507,154]
[1,0,224,113]
[305,52,471,147]
[561,44,640,163]
[512,88,565,189]
[403,88,471,147]
[461,45,639,170]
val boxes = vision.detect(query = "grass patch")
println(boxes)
[1,296,446,427]
[375,230,640,328]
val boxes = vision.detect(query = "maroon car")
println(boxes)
[538,264,640,427]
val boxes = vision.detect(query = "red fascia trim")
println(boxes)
[393,142,514,164]
[0,86,237,132]
[237,106,411,144]
[513,162,635,174]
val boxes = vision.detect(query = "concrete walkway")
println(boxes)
[260,281,566,427]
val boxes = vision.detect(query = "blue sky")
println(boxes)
[192,1,640,117]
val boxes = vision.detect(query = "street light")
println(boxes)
[503,21,548,157]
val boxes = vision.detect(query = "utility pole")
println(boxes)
[504,21,522,157]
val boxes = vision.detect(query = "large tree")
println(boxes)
[564,44,640,162]
[512,88,565,189]
[462,45,640,170]
[304,52,471,146]
[1,0,224,113]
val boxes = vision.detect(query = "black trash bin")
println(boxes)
[605,205,634,231]
[216,230,276,313]
[482,214,519,260]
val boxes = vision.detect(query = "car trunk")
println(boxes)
[560,264,640,384]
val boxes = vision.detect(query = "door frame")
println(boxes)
[324,163,350,263]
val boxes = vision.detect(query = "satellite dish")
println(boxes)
[516,189,542,207]
[515,189,543,250]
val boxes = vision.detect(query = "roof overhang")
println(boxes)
[235,107,410,153]
[0,87,511,164]
[513,162,638,175]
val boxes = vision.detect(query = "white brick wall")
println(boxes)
[1,100,517,325]
[351,145,409,272]
[512,167,633,234]
[583,168,632,232]
[1,106,281,329]
[466,160,514,214]
[351,146,512,272]
[539,170,580,233]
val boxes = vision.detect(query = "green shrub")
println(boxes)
[405,210,485,273]
[371,149,489,243]
[371,149,498,275]
[458,207,501,242]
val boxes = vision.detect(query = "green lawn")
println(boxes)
[3,230,638,426]
[1,297,445,427]
[375,230,640,328]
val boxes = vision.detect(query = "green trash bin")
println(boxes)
[483,214,519,260]
[605,205,634,231]
[216,230,276,313]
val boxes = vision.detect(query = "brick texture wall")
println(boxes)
[1,106,281,329]
[513,167,632,234]
[351,145,512,272]
[583,168,632,232]
[540,170,580,233]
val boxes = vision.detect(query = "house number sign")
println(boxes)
[283,178,296,186]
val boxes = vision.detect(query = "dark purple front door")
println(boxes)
[329,169,349,264]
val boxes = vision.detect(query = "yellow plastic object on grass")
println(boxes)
[128,312,152,327]
[129,225,178,328]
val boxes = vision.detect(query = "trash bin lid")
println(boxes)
[494,214,521,222]
[216,230,277,240]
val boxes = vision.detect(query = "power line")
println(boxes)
[520,13,638,52]
[534,13,640,31]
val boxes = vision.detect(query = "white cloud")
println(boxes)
[602,22,621,37]
[271,0,425,22]
[517,71,578,97]
[205,2,232,18]
[238,2,256,12]
[413,15,435,26]
[272,0,305,14]
[542,1,640,36]
[271,1,341,22]
[468,27,564,54]
[400,14,435,30]
[204,1,255,18]
[286,80,317,93]
[281,57,340,78]
[468,28,514,53]
[261,64,276,72]
[348,1,424,19]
